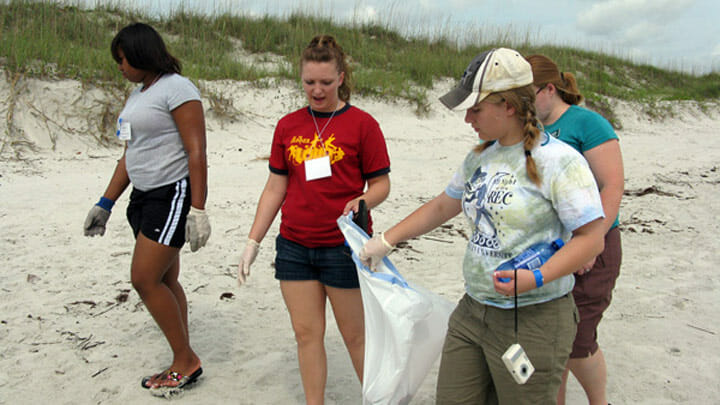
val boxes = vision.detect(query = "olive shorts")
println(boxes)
[436,293,578,405]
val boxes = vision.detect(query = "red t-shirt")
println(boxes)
[269,104,391,247]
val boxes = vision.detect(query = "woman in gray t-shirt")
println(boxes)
[82,22,209,397]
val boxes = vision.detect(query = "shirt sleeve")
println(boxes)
[550,157,605,231]
[359,115,391,178]
[579,111,618,152]
[268,122,288,174]
[167,75,201,111]
[445,151,476,200]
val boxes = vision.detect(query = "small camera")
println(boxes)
[501,343,534,384]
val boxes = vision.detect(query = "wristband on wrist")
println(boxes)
[532,268,544,288]
[379,233,394,250]
[96,196,115,211]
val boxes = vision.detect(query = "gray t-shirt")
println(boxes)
[120,73,201,191]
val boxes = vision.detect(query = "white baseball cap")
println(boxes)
[440,48,533,111]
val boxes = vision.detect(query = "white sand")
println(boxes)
[1,72,719,404]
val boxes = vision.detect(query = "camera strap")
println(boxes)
[514,268,518,342]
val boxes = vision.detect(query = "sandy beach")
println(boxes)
[1,72,719,404]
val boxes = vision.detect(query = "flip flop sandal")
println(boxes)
[141,369,169,389]
[149,367,203,398]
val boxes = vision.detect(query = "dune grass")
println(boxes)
[1,0,719,117]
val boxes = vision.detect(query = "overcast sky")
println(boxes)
[74,0,720,74]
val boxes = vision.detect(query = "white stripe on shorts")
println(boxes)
[159,178,187,245]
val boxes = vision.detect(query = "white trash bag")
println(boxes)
[337,214,456,405]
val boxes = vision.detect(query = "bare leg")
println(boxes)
[557,365,571,405]
[281,280,328,405]
[559,348,608,405]
[131,233,200,384]
[163,255,189,337]
[326,286,365,382]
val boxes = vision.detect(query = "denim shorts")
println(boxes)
[274,234,360,289]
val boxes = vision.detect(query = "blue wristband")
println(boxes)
[96,196,115,211]
[532,268,544,288]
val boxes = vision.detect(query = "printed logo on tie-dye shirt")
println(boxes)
[287,133,345,165]
[463,166,516,255]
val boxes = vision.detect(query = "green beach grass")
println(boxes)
[1,0,719,119]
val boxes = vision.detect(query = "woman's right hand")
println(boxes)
[237,239,260,286]
[83,205,111,237]
[359,233,394,271]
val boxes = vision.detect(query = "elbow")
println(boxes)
[367,176,391,208]
[592,233,605,258]
[380,181,391,202]
[187,151,207,170]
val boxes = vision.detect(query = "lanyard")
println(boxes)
[309,101,340,153]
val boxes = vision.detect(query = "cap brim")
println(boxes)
[439,87,479,111]
[440,88,494,111]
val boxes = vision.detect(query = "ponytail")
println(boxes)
[526,54,583,105]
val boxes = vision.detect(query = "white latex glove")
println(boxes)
[237,239,260,286]
[185,207,211,252]
[83,205,111,236]
[359,233,394,271]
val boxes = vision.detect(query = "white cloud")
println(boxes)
[712,44,720,57]
[350,5,378,23]
[615,20,662,46]
[577,0,694,40]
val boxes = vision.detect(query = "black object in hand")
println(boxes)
[353,199,369,233]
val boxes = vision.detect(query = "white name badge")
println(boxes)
[118,121,132,141]
[305,155,332,181]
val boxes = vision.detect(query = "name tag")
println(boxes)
[305,155,332,181]
[118,121,132,141]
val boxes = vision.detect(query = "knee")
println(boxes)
[131,271,156,297]
[342,329,364,350]
[292,323,325,348]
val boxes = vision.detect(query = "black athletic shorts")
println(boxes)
[126,178,190,248]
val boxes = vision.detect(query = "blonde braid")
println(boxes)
[522,106,542,186]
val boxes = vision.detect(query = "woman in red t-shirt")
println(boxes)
[237,35,391,404]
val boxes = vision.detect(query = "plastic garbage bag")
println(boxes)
[337,214,456,405]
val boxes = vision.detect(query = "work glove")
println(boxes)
[185,206,211,252]
[83,205,111,236]
[237,239,260,286]
[359,233,394,271]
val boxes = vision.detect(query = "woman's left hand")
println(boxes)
[576,257,597,275]
[186,206,211,252]
[492,269,537,296]
[342,197,362,216]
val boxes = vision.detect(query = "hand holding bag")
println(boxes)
[337,214,456,405]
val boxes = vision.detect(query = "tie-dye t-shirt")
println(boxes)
[445,133,603,308]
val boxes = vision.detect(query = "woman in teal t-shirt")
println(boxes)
[527,54,624,405]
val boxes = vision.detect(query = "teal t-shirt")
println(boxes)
[445,133,604,308]
[544,105,620,229]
